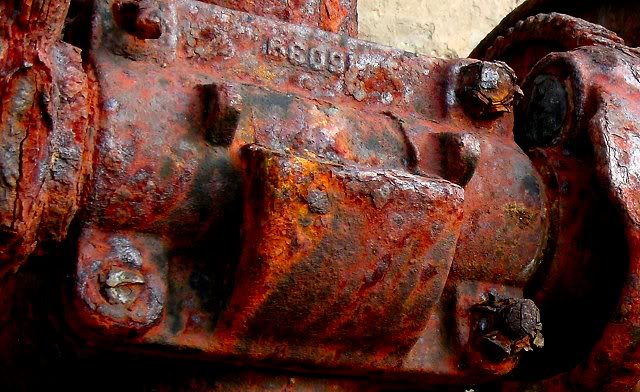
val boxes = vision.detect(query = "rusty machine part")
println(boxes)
[1,0,640,391]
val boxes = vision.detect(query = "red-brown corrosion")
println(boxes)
[219,145,463,363]
[0,0,550,388]
[474,8,640,391]
[0,0,95,276]
[3,0,640,391]
[196,0,358,36]
[60,1,546,383]
[473,0,640,59]
[532,45,640,392]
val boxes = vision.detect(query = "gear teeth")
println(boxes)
[483,12,625,62]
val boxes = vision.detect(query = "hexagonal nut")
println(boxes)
[457,61,523,118]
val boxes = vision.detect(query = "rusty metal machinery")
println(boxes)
[2,0,640,390]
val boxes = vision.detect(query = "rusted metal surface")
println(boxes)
[508,44,640,392]
[473,12,625,82]
[67,1,547,383]
[472,0,640,58]
[472,3,640,391]
[224,145,463,354]
[3,0,640,390]
[456,61,523,118]
[197,0,358,36]
[0,0,95,276]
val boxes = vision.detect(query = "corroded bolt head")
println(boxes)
[457,61,523,118]
[100,267,146,305]
[472,295,544,362]
[501,298,542,341]
[76,230,167,335]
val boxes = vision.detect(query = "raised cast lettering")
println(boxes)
[265,38,355,75]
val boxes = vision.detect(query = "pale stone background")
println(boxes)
[358,0,526,58]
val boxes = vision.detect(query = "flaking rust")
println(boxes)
[2,0,640,391]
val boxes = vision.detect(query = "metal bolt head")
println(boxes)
[75,230,167,335]
[472,295,544,361]
[457,61,523,118]
[100,267,146,305]
[501,298,542,341]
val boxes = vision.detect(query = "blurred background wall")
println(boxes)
[358,0,525,58]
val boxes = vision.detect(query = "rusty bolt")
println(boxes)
[76,231,167,334]
[113,0,163,40]
[100,267,146,305]
[473,294,544,361]
[89,258,164,332]
[456,61,523,118]
[501,298,543,343]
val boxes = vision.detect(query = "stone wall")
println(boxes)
[358,0,525,58]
